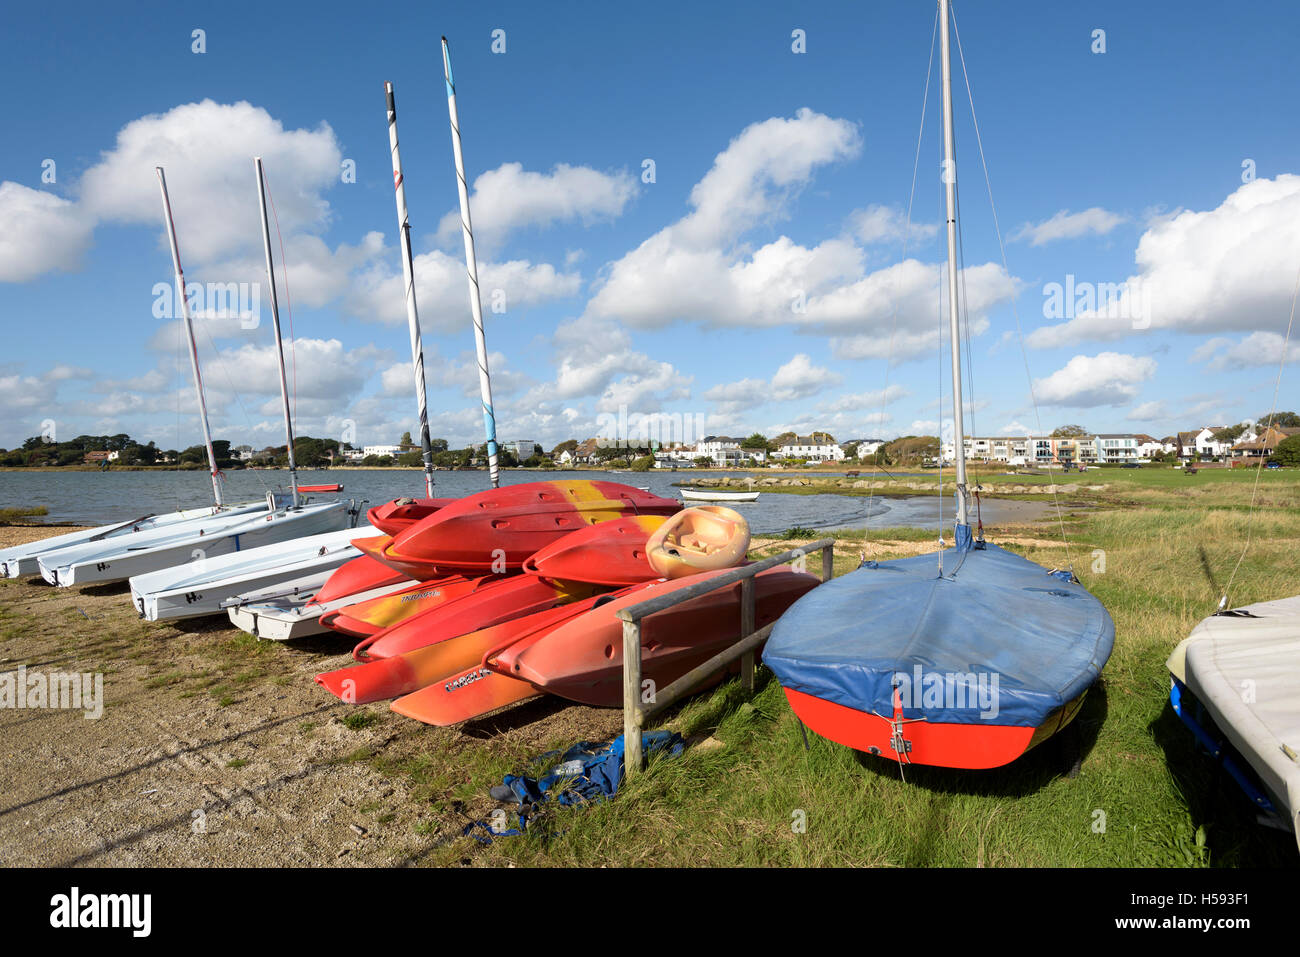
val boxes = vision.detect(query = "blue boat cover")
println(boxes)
[762,536,1114,728]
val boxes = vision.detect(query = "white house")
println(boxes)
[363,444,403,458]
[778,437,846,463]
[694,438,743,466]
[510,440,539,459]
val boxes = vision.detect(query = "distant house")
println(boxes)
[1231,425,1300,462]
[694,438,743,466]
[778,436,845,463]
[574,438,601,465]
[363,445,403,458]
[233,445,255,462]
[510,440,539,459]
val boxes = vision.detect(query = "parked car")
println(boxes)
[1121,462,1141,469]
[1266,461,1282,469]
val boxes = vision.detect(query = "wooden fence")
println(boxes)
[618,538,836,774]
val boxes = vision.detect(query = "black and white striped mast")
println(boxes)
[155,166,225,509]
[385,81,437,498]
[442,36,501,488]
[253,157,299,508]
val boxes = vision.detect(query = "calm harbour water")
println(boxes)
[0,468,1045,536]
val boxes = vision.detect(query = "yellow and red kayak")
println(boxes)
[370,480,680,579]
[320,573,488,640]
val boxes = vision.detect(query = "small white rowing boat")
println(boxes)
[680,488,759,503]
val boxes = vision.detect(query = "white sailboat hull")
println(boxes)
[0,502,266,578]
[227,577,413,642]
[130,523,372,621]
[38,501,349,587]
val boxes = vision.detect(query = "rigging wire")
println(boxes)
[950,4,1075,573]
[1218,259,1300,610]
[865,2,940,551]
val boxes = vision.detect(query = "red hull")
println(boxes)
[495,567,818,707]
[781,688,1086,770]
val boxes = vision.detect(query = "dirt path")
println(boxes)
[0,527,622,867]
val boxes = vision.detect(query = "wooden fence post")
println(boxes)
[622,617,643,775]
[739,576,755,693]
[822,542,835,581]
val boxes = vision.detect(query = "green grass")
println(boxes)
[0,505,48,523]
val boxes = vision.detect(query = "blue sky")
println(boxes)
[2,0,1299,453]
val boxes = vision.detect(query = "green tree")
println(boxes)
[1273,434,1300,467]
[1051,424,1089,437]
[1256,412,1300,428]
[740,432,772,452]
[400,431,413,448]
[630,454,655,472]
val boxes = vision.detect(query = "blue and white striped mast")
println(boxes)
[441,36,501,488]
[385,81,437,498]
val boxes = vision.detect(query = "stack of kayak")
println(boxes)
[306,480,817,726]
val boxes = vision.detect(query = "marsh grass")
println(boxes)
[394,472,1300,867]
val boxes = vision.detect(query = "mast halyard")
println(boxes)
[939,0,969,530]
[385,82,437,498]
[254,157,299,508]
[442,36,501,489]
[155,167,225,509]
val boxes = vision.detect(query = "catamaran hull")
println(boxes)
[40,502,349,587]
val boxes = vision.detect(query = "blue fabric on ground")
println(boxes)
[762,542,1114,728]
[465,731,685,841]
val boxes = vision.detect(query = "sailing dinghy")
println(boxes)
[0,503,264,579]
[130,522,372,621]
[1168,598,1300,851]
[40,165,352,586]
[762,0,1114,770]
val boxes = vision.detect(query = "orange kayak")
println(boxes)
[366,497,454,537]
[320,573,487,640]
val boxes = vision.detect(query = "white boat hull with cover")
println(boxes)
[130,522,372,621]
[1168,596,1300,851]
[38,497,350,587]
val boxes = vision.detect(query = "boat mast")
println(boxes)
[253,157,299,508]
[939,0,969,528]
[155,167,225,509]
[385,81,437,498]
[442,37,501,488]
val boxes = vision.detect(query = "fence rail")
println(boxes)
[619,537,835,774]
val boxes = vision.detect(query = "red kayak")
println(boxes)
[320,573,487,640]
[521,514,669,586]
[307,548,411,608]
[371,480,680,579]
[366,497,454,537]
[386,587,654,724]
[493,566,819,708]
[355,573,603,661]
[317,592,630,706]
